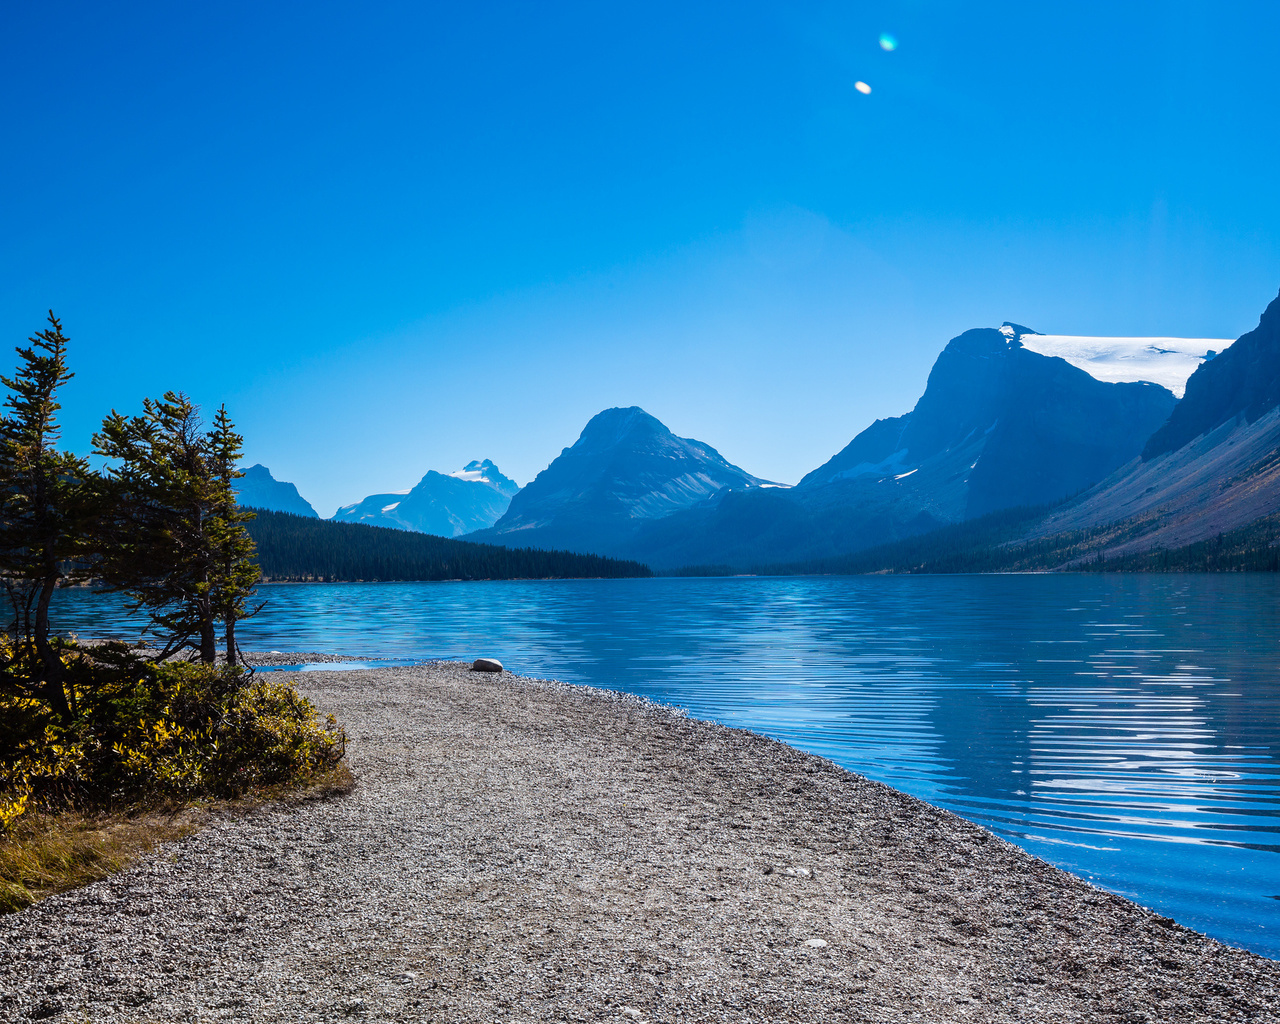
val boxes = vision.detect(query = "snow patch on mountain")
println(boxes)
[1012,332,1234,399]
[331,459,519,536]
[447,459,520,495]
[828,447,912,483]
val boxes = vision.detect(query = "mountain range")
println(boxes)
[475,322,1185,568]
[237,285,1280,574]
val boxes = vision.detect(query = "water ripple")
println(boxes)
[51,573,1280,958]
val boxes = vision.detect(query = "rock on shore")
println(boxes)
[1,663,1276,1022]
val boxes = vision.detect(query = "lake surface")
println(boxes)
[52,574,1280,959]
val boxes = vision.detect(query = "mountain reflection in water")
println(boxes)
[52,574,1280,958]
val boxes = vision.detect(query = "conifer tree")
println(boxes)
[207,405,262,665]
[0,313,94,722]
[95,394,260,663]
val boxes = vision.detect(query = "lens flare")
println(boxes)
[854,81,872,95]
[879,33,897,51]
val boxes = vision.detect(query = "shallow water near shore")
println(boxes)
[52,574,1280,958]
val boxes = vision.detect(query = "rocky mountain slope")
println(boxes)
[1143,288,1280,457]
[233,464,319,517]
[333,460,519,537]
[469,407,775,555]
[1028,288,1280,558]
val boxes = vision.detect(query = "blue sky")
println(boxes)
[3,1,1278,515]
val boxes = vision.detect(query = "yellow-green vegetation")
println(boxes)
[0,807,192,914]
[0,642,349,911]
[0,762,353,914]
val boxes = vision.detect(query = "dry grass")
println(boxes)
[0,762,354,914]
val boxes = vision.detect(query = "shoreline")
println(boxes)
[1,662,1276,1022]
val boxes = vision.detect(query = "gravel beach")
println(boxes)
[2,662,1277,1023]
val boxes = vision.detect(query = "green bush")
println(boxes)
[0,643,345,829]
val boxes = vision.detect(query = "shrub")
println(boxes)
[0,644,345,830]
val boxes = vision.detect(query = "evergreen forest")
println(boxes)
[247,510,653,581]
[667,505,1280,576]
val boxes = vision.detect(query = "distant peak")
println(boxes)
[576,407,668,449]
[450,459,500,481]
[1001,322,1041,337]
[447,459,520,495]
[232,463,318,517]
[942,327,1013,358]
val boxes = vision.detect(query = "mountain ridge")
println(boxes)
[470,406,775,554]
[1143,288,1280,458]
[615,325,1178,568]
[233,464,319,518]
[333,459,519,537]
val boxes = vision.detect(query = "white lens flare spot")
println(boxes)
[854,80,872,95]
[879,33,897,51]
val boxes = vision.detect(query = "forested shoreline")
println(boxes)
[246,509,652,581]
[664,505,1280,576]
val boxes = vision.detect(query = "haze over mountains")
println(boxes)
[239,287,1280,573]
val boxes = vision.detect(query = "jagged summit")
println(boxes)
[448,459,519,496]
[574,406,669,450]
[332,459,518,537]
[233,464,318,518]
[801,325,1177,515]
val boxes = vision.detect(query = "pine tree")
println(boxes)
[0,313,94,721]
[94,394,260,663]
[206,405,262,665]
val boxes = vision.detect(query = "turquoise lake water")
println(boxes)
[52,574,1280,959]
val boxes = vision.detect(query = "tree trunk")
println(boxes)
[34,576,73,722]
[225,612,237,668]
[199,616,217,664]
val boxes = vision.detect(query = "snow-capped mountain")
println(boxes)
[332,460,519,537]
[468,407,776,555]
[801,324,1178,516]
[233,464,319,517]
[618,324,1179,568]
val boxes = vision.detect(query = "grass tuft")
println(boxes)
[0,761,353,914]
